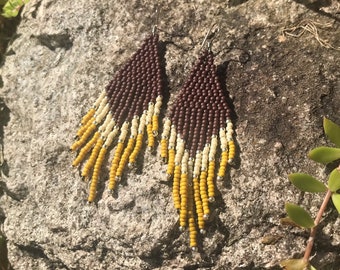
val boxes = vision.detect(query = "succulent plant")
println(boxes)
[280,117,340,270]
[1,0,30,18]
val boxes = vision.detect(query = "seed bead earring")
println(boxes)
[71,26,165,203]
[160,27,235,249]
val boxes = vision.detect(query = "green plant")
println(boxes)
[280,117,340,270]
[1,0,29,18]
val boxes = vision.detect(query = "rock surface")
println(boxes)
[0,0,339,269]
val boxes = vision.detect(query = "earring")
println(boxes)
[71,27,165,203]
[160,28,235,249]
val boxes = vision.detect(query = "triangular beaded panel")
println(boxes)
[71,34,164,202]
[160,50,235,249]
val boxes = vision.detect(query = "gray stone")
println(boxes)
[0,0,339,269]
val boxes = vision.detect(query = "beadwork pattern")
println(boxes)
[71,34,164,202]
[161,50,235,249]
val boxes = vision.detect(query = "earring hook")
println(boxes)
[201,24,220,51]
[152,24,158,35]
[152,7,160,35]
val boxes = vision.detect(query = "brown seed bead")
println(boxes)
[100,34,164,127]
[72,32,167,208]
[164,49,235,248]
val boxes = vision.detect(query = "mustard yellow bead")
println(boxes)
[116,167,124,177]
[189,226,196,233]
[76,117,95,138]
[172,167,181,209]
[173,199,180,210]
[190,241,197,249]
[72,132,100,167]
[198,220,205,228]
[166,148,175,175]
[179,217,187,228]
[87,147,107,202]
[208,184,214,190]
[71,122,97,151]
[207,161,216,198]
[179,172,190,229]
[228,141,236,160]
[108,174,117,191]
[180,210,187,218]
[221,156,228,165]
[189,222,196,228]
[108,142,124,190]
[174,172,181,178]
[189,227,196,233]
[174,165,181,174]
[188,186,197,248]
[217,149,229,178]
[202,199,209,205]
[160,139,168,160]
[179,208,187,215]
[217,172,226,178]
[81,108,96,126]
[146,123,154,148]
[116,138,135,176]
[207,177,214,183]
[200,170,210,217]
[88,189,96,203]
[82,138,103,177]
[129,133,144,164]
[180,173,187,189]
[152,115,159,136]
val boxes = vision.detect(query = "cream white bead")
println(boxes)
[130,116,139,138]
[104,127,119,148]
[193,152,202,177]
[175,138,185,165]
[94,96,108,116]
[146,102,154,124]
[138,113,147,134]
[161,118,171,139]
[153,96,162,115]
[201,144,210,171]
[188,157,194,178]
[181,151,189,174]
[208,136,218,161]
[93,91,106,109]
[118,122,129,141]
[168,125,177,148]
[98,113,112,134]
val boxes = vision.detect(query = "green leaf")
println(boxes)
[332,193,340,214]
[280,258,308,270]
[285,203,315,228]
[308,147,340,164]
[288,173,327,192]
[328,168,340,192]
[324,117,340,148]
[310,265,317,270]
[2,0,30,18]
[280,217,302,228]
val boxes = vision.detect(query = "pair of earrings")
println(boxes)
[70,26,235,250]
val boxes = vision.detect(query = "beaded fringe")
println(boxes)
[160,50,235,249]
[71,34,163,203]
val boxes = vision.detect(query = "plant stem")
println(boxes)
[303,189,332,262]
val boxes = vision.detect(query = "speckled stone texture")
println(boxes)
[0,0,339,269]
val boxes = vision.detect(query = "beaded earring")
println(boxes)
[161,28,235,249]
[71,27,165,203]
